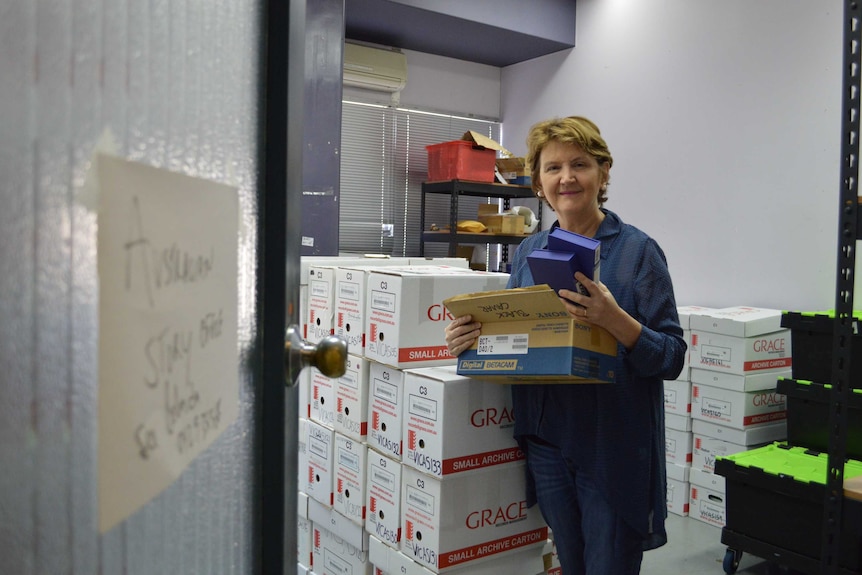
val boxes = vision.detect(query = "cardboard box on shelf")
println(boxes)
[443,286,618,383]
[477,214,525,235]
[402,365,523,478]
[400,464,548,573]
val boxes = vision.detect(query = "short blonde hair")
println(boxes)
[525,116,613,205]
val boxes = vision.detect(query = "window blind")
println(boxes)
[340,101,502,259]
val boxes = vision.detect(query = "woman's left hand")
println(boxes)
[557,271,620,326]
[558,271,642,350]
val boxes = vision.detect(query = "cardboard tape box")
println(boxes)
[443,286,618,383]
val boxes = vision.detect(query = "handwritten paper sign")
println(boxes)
[97,155,239,533]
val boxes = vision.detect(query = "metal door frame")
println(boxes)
[259,0,306,572]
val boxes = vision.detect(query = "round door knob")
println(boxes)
[284,325,348,386]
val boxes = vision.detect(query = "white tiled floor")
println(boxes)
[641,513,771,575]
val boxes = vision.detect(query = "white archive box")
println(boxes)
[366,450,403,550]
[298,491,312,569]
[368,360,406,461]
[402,365,523,478]
[690,467,725,492]
[691,418,787,446]
[692,433,770,474]
[667,461,691,483]
[677,305,716,330]
[665,412,692,432]
[400,464,548,573]
[664,379,691,416]
[365,267,510,369]
[307,265,340,344]
[369,533,547,575]
[665,426,693,465]
[303,418,335,507]
[312,523,372,575]
[689,478,726,528]
[334,432,368,526]
[334,260,470,354]
[335,354,371,441]
[666,477,690,517]
[690,367,790,393]
[300,256,412,340]
[689,306,791,375]
[310,367,337,429]
[691,382,786,429]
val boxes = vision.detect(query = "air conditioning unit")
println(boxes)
[343,42,407,93]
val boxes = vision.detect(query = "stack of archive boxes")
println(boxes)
[685,306,792,528]
[663,306,715,518]
[296,256,551,575]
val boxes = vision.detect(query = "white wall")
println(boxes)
[501,0,850,311]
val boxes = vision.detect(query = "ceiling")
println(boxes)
[344,0,576,68]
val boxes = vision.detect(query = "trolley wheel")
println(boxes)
[723,548,742,574]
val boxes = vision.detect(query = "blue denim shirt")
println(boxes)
[507,209,686,550]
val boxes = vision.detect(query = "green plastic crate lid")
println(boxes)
[719,443,862,485]
[782,309,862,320]
[778,377,862,396]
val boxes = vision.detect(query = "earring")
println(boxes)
[601,183,608,191]
[537,191,544,198]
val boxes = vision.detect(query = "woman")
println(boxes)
[444,116,686,575]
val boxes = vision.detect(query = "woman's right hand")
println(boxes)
[444,315,482,357]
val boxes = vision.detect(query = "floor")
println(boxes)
[641,513,772,575]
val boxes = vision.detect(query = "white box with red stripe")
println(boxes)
[691,382,787,430]
[367,361,406,461]
[334,432,368,526]
[365,268,509,369]
[336,354,371,442]
[365,449,403,550]
[401,365,522,478]
[400,464,547,573]
[689,306,791,375]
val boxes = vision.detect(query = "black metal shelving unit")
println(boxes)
[822,1,861,573]
[419,180,541,264]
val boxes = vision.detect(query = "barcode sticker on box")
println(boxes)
[476,334,529,355]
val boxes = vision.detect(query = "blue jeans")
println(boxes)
[525,437,643,575]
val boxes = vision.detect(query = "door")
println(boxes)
[0,1,319,573]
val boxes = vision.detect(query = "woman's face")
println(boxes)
[538,140,609,218]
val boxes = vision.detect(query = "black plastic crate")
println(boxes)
[780,310,862,384]
[715,443,862,570]
[777,377,862,460]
